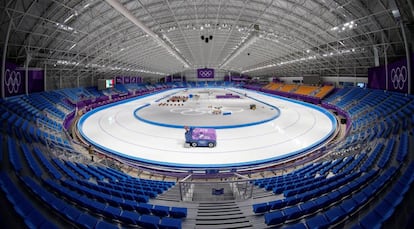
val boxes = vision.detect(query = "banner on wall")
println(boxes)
[197,68,214,79]
[3,62,25,97]
[115,76,141,84]
[2,61,44,97]
[26,68,44,93]
[123,76,130,84]
[115,76,123,84]
[368,54,412,93]
[387,57,409,93]
[172,75,182,82]
[367,66,386,90]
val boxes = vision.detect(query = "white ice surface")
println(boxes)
[79,88,336,167]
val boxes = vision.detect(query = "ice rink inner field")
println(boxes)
[78,88,337,168]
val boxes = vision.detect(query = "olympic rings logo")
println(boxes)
[390,66,407,90]
[199,70,213,78]
[4,69,22,94]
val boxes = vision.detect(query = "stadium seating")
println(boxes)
[0,83,413,228]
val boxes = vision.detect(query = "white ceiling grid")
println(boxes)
[0,0,410,79]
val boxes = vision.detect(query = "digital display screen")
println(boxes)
[106,79,114,88]
[98,79,115,90]
[357,82,366,88]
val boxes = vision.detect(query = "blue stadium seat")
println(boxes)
[305,214,329,229]
[103,205,122,220]
[325,206,347,224]
[38,220,59,229]
[77,213,98,229]
[137,203,153,215]
[264,211,286,225]
[24,210,47,229]
[314,195,332,209]
[359,211,382,229]
[373,199,394,222]
[138,214,160,229]
[286,222,307,229]
[339,198,358,215]
[151,205,170,217]
[169,207,187,218]
[63,206,82,222]
[299,201,317,215]
[352,192,368,206]
[253,202,270,213]
[283,205,302,220]
[119,210,140,224]
[159,217,182,229]
[94,220,119,229]
[269,199,285,210]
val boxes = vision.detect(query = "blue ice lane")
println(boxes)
[78,87,337,169]
[133,97,281,129]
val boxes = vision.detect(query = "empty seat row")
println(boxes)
[353,163,414,229]
[32,147,62,179]
[264,167,396,227]
[43,178,184,228]
[0,172,58,229]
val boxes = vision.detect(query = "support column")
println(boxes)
[91,71,94,86]
[25,55,29,95]
[373,46,380,67]
[400,22,411,94]
[44,63,47,91]
[59,70,62,89]
[1,17,12,98]
[384,45,389,90]
[77,69,80,88]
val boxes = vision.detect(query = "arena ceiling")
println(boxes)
[1,0,413,79]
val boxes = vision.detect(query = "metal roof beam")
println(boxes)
[104,0,190,68]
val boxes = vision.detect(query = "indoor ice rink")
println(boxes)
[79,88,336,168]
[2,1,413,228]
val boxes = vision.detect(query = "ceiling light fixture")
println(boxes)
[220,33,258,68]
[105,0,190,68]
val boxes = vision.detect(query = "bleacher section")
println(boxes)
[260,83,335,99]
[254,83,336,104]
[247,86,414,228]
[1,135,187,228]
[1,83,413,228]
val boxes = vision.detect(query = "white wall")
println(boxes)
[321,76,368,87]
[276,76,368,86]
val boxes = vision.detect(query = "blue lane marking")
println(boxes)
[133,102,280,129]
[78,87,337,168]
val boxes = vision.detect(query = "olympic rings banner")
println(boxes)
[368,54,413,94]
[3,62,25,97]
[197,68,214,79]
[1,62,44,97]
